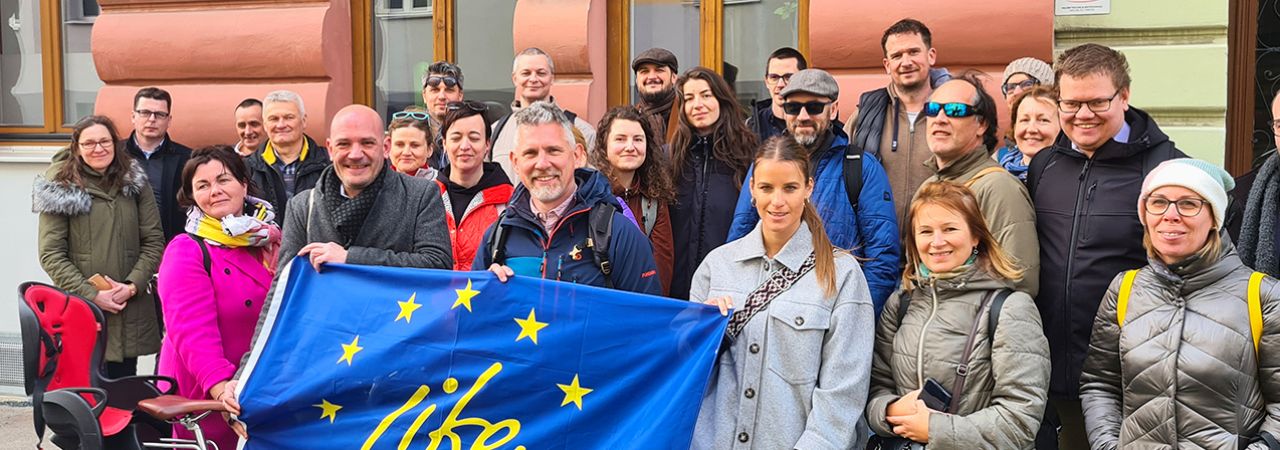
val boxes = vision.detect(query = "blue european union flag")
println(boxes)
[236,257,727,449]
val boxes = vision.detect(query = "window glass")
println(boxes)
[723,0,798,109]
[373,0,435,118]
[62,0,101,126]
[630,0,699,104]
[456,0,515,116]
[0,0,45,127]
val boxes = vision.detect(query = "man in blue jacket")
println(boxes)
[728,69,901,312]
[475,101,662,296]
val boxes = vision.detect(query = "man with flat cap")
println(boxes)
[632,48,679,143]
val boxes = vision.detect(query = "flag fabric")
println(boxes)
[236,257,727,449]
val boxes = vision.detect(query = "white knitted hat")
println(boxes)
[1138,158,1235,229]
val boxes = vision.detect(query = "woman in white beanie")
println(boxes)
[1079,158,1280,449]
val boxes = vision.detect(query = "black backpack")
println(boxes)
[487,203,616,288]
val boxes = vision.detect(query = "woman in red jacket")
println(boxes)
[435,101,513,270]
[590,106,676,295]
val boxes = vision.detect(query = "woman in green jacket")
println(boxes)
[33,115,165,378]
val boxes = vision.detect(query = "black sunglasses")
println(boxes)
[425,76,460,89]
[447,101,487,112]
[923,102,977,118]
[391,111,429,120]
[780,101,830,116]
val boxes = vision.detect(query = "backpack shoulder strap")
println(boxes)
[587,203,616,288]
[1117,269,1140,328]
[1249,272,1266,356]
[844,144,864,211]
[987,288,1014,341]
[640,197,658,236]
[563,109,578,124]
[186,233,212,275]
[489,114,514,162]
[964,166,1007,188]
[487,209,510,267]
[896,293,911,327]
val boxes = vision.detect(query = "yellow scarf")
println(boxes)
[192,203,271,248]
[262,138,310,166]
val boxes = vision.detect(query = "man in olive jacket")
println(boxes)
[920,75,1039,296]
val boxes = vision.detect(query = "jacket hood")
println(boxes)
[33,150,148,216]
[1049,106,1171,162]
[438,162,511,193]
[509,168,621,216]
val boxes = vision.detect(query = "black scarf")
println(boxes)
[319,162,389,246]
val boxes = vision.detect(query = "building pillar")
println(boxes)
[808,0,1053,133]
[93,0,354,147]
[513,0,607,125]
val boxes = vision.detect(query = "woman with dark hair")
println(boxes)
[436,100,513,271]
[693,136,874,449]
[157,145,281,450]
[668,66,758,299]
[33,115,165,377]
[388,106,438,180]
[590,105,676,294]
[867,182,1049,449]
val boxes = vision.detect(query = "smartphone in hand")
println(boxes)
[920,378,952,412]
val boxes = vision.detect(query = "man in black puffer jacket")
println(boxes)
[1026,43,1185,449]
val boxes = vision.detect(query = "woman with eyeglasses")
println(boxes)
[388,107,438,180]
[33,115,165,377]
[435,101,513,271]
[668,67,758,300]
[1000,86,1060,181]
[1080,159,1280,449]
[995,57,1053,175]
[589,105,677,295]
[867,181,1048,449]
[693,136,874,449]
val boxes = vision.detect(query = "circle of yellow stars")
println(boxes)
[314,277,594,424]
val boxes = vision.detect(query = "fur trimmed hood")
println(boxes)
[32,157,149,216]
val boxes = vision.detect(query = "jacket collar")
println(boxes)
[1049,106,1170,161]
[125,132,174,156]
[1149,233,1244,294]
[505,168,620,227]
[909,263,1015,294]
[731,221,815,273]
[926,143,996,179]
[261,135,315,166]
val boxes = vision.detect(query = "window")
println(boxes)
[724,0,798,108]
[454,0,515,113]
[630,0,700,104]
[0,0,101,135]
[373,0,434,118]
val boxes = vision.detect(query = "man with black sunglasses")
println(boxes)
[421,61,465,169]
[1024,43,1185,450]
[727,69,901,314]
[919,74,1039,296]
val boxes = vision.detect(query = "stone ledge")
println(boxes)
[0,146,60,164]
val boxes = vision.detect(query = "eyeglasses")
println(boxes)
[391,111,430,121]
[765,73,794,86]
[134,109,170,120]
[78,139,115,150]
[1143,195,1206,217]
[1001,79,1040,95]
[780,101,830,116]
[1058,92,1119,114]
[446,101,487,112]
[923,102,977,118]
[425,76,460,89]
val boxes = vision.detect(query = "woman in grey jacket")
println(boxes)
[692,136,876,449]
[1080,159,1280,449]
[867,182,1049,449]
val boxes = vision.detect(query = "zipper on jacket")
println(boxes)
[915,281,942,389]
[1062,158,1094,363]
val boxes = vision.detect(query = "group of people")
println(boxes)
[29,15,1280,450]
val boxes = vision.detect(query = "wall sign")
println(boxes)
[1056,0,1111,16]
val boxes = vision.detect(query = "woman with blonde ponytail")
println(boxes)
[689,136,875,449]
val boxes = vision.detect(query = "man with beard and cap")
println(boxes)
[746,47,807,142]
[632,47,679,144]
[727,69,901,314]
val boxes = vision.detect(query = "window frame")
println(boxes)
[0,0,71,136]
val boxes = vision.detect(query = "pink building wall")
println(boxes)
[93,0,354,147]
[512,0,608,126]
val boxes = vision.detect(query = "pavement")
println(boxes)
[0,396,40,449]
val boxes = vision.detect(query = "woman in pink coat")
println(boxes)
[158,145,281,448]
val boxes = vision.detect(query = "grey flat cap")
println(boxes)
[780,69,838,101]
[632,48,679,73]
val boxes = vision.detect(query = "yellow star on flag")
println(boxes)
[514,308,549,344]
[557,374,593,410]
[314,399,342,423]
[396,292,422,323]
[453,279,480,312]
[337,335,363,366]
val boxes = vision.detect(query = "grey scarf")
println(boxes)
[1240,151,1279,276]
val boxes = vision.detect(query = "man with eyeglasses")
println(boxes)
[1024,43,1185,450]
[844,19,952,223]
[631,48,679,144]
[918,74,1039,296]
[421,61,465,168]
[727,69,900,314]
[1226,91,1280,278]
[125,87,191,241]
[746,47,807,142]
[246,90,331,226]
